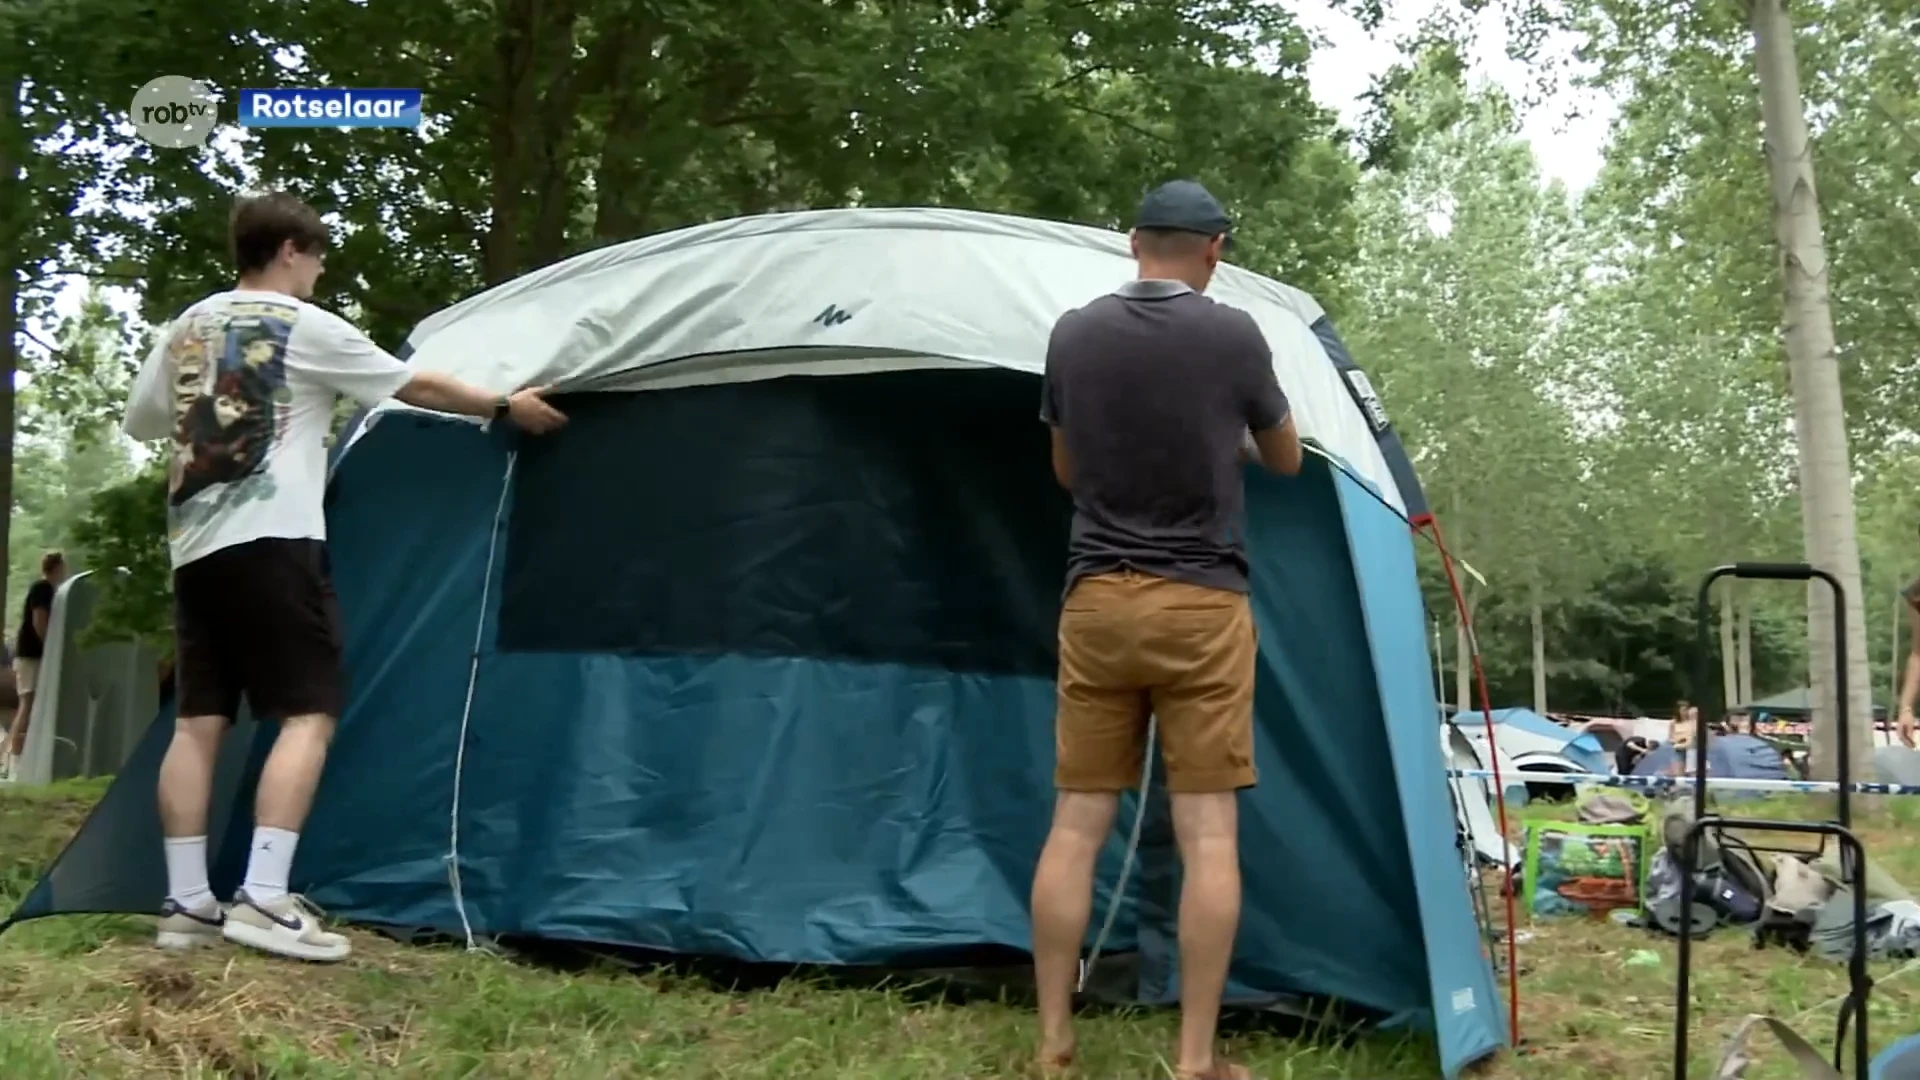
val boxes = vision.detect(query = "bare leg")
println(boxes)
[158,715,227,837]
[253,713,335,830]
[8,691,32,758]
[1031,790,1120,1067]
[1170,791,1241,1077]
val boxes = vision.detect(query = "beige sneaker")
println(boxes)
[221,890,351,962]
[155,897,226,950]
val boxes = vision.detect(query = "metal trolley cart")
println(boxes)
[1673,563,1873,1079]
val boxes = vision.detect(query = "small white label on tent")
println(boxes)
[1451,988,1475,1013]
[1344,369,1390,432]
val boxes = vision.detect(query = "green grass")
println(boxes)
[0,781,1913,1078]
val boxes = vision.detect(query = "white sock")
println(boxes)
[242,827,300,904]
[163,836,214,910]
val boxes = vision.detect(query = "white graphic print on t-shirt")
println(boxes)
[123,291,415,568]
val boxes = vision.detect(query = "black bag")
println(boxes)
[1700,867,1764,924]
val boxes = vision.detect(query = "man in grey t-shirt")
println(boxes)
[1028,180,1301,1080]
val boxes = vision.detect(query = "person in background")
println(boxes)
[1670,699,1699,750]
[1893,570,1920,748]
[0,634,10,764]
[8,551,70,765]
[122,191,566,963]
[1028,179,1301,1080]
[1616,735,1654,775]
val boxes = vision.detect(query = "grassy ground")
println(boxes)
[0,781,1914,1078]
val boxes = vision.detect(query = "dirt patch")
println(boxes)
[24,949,425,1077]
[130,966,201,1008]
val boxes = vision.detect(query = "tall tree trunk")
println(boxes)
[485,0,586,281]
[1530,584,1547,714]
[1749,0,1874,782]
[484,0,538,282]
[1451,492,1471,712]
[1720,581,1740,714]
[590,17,662,244]
[0,71,23,611]
[1737,584,1755,704]
[523,0,585,268]
[1455,596,1472,713]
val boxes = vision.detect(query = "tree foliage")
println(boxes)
[6,0,1920,732]
[67,464,170,653]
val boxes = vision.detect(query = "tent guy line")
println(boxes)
[1079,715,1158,994]
[1444,769,1920,797]
[444,448,518,955]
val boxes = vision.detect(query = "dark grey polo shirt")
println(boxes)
[1039,279,1290,595]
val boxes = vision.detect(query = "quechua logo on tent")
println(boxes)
[813,304,854,328]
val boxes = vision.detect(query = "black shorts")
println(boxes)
[173,537,345,721]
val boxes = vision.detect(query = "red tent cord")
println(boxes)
[1413,512,1522,1048]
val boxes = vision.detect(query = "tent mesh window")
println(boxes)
[496,368,1073,676]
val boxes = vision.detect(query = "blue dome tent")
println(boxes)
[1631,734,1791,802]
[4,208,1502,1076]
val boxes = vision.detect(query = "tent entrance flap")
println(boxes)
[496,368,1072,676]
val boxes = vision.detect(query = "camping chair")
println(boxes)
[1674,564,1873,1079]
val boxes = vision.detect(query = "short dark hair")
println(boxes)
[40,551,64,576]
[1134,227,1216,260]
[229,192,328,275]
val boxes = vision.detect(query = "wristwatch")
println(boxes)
[492,395,511,425]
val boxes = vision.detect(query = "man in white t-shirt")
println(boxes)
[122,191,567,962]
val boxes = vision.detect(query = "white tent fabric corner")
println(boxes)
[1442,723,1525,869]
[348,206,1408,514]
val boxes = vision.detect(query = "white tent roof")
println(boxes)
[363,206,1401,509]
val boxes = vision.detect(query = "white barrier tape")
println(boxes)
[1446,768,1920,797]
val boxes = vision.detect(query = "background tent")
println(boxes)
[1872,746,1920,787]
[1631,734,1791,799]
[1452,707,1611,781]
[1568,717,1636,758]
[5,207,1502,1076]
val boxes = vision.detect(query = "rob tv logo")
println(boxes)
[140,98,214,127]
[129,76,220,149]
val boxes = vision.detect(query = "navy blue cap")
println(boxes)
[1134,180,1233,245]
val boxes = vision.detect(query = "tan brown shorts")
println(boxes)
[1054,569,1258,795]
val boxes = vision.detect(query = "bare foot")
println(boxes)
[1034,1043,1074,1075]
